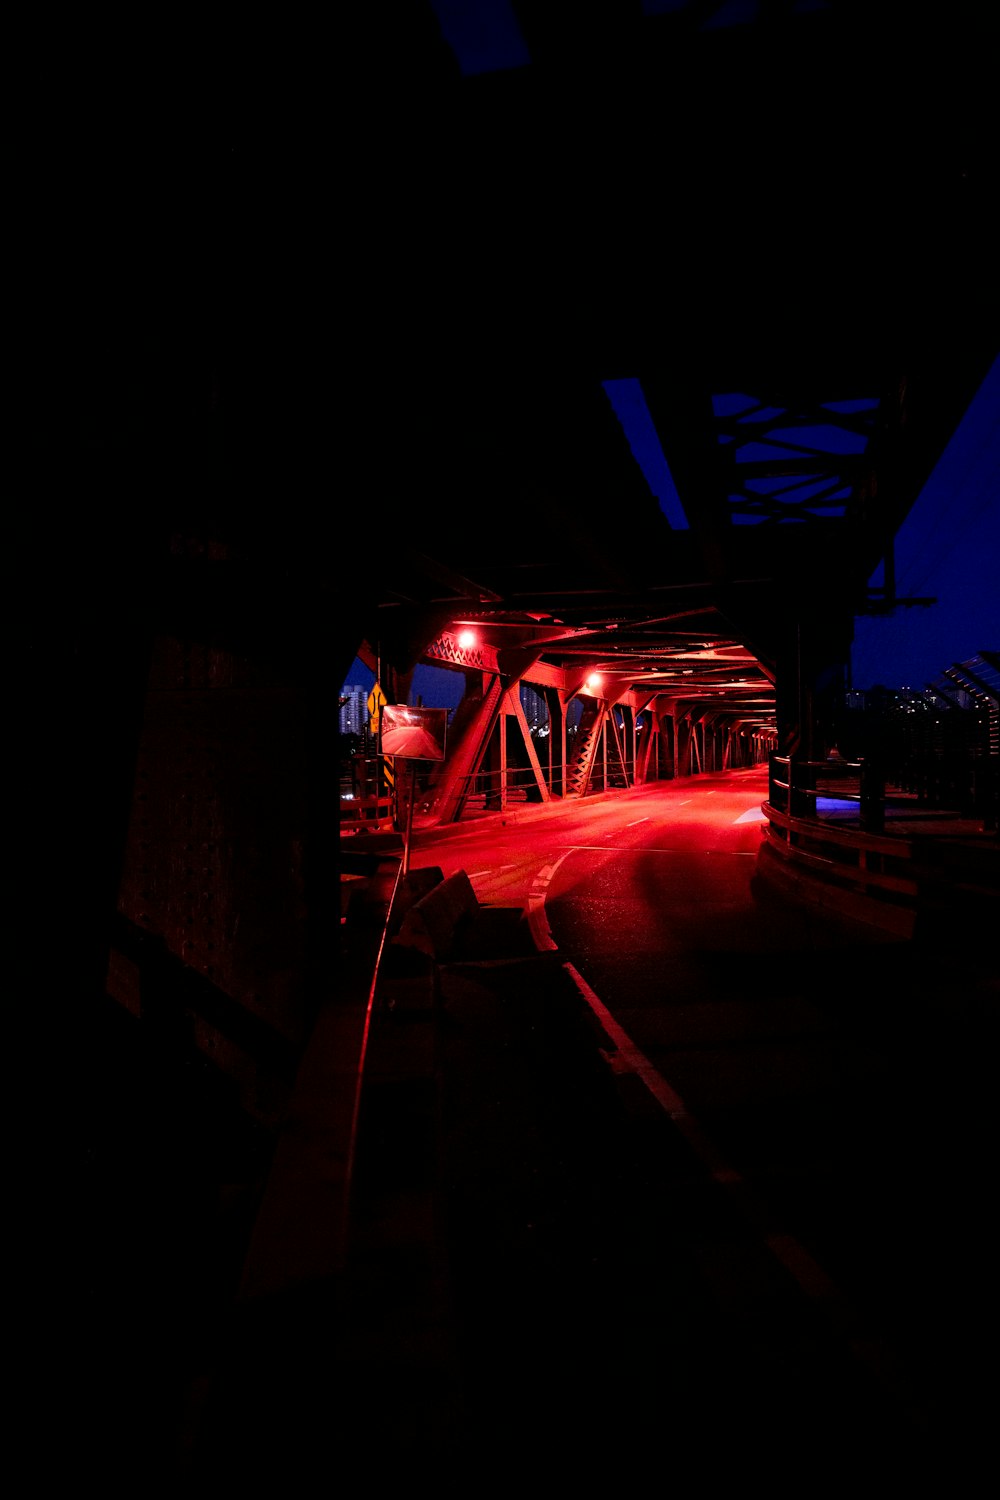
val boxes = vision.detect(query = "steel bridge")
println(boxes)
[335,2,997,820]
[22,2,998,1486]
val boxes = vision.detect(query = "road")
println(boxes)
[403,766,999,1471]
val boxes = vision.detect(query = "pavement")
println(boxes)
[188,811,996,1488]
[77,796,996,1489]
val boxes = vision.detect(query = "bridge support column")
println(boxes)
[673,710,693,778]
[770,607,852,815]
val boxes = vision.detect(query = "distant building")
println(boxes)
[340,684,368,737]
[521,684,548,733]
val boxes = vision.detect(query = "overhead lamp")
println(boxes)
[586,672,603,692]
[457,629,478,649]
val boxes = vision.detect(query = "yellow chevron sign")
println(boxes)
[367,682,387,733]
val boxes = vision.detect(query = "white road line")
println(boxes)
[555,844,637,852]
[527,841,862,1304]
[563,963,688,1117]
[526,852,571,951]
[734,806,767,824]
[556,844,684,853]
[552,843,758,856]
[521,838,914,1406]
[557,955,913,1407]
[626,817,650,827]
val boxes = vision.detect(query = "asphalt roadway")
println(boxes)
[324,768,999,1487]
[83,767,997,1488]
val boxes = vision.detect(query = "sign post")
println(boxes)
[402,762,417,875]
[366,682,389,826]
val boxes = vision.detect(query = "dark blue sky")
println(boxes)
[603,359,999,692]
[424,1,997,693]
[849,354,999,690]
[346,354,997,703]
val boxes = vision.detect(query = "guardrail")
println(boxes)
[768,753,888,831]
[760,754,999,937]
[341,737,640,830]
[340,755,393,827]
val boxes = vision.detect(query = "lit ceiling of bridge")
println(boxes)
[347,2,997,736]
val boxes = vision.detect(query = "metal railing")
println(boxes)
[769,747,998,832]
[768,754,888,832]
[761,754,999,936]
[340,754,393,826]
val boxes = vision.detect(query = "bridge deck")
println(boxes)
[178,790,998,1484]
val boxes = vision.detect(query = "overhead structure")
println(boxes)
[336,2,997,785]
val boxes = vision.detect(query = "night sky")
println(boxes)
[850,354,999,691]
[346,354,998,706]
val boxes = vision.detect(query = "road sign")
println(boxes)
[367,682,387,733]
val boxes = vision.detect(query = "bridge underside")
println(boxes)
[25,0,996,989]
[332,5,997,788]
[18,9,998,1480]
[354,626,775,825]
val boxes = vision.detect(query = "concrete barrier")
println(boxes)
[392,868,543,966]
[392,869,481,961]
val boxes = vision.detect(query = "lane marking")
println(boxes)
[735,806,767,824]
[567,966,687,1117]
[526,851,571,951]
[554,843,656,852]
[626,817,650,827]
[553,844,758,856]
[559,960,913,1404]
[525,848,919,1416]
[529,854,728,1158]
